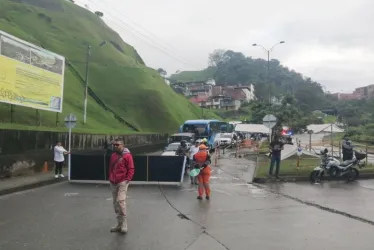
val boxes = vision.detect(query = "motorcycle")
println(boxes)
[309,150,366,183]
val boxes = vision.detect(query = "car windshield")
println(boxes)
[165,144,179,151]
[169,135,192,142]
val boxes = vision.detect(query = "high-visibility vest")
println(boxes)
[194,151,208,164]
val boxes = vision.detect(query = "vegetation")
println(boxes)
[169,67,216,83]
[255,155,374,178]
[0,0,218,134]
[170,49,335,133]
[213,104,252,121]
[171,49,327,111]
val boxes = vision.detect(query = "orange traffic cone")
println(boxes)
[42,161,48,172]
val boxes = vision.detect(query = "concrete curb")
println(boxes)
[253,173,374,183]
[0,177,67,197]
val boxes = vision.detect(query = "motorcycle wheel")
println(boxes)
[309,170,323,183]
[347,168,359,182]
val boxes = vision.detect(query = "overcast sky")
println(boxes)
[77,0,374,93]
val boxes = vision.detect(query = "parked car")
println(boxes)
[161,142,191,156]
[167,133,195,145]
[213,133,233,148]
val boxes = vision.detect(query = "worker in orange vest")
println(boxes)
[193,144,211,200]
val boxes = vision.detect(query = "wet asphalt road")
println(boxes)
[1,153,374,249]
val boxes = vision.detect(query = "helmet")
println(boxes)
[202,138,208,143]
[180,140,187,146]
[320,148,328,155]
[199,144,208,150]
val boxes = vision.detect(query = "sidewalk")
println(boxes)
[0,169,67,196]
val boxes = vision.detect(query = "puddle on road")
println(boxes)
[64,193,79,197]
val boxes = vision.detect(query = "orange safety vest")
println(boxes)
[194,151,209,164]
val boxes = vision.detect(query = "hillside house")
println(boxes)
[188,84,213,97]
[220,98,241,111]
[223,84,256,104]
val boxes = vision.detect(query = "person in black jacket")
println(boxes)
[176,140,189,156]
[342,136,353,161]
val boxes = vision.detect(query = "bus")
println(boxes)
[179,119,229,148]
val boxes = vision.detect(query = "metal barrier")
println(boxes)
[69,153,187,186]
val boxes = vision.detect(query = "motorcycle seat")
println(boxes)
[340,160,355,167]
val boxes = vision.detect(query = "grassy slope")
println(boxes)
[169,67,215,82]
[0,0,218,134]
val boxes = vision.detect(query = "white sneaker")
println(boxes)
[55,175,59,178]
[60,174,65,178]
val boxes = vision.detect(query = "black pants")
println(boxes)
[269,154,281,177]
[343,154,353,161]
[55,161,63,175]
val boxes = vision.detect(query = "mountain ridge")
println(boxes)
[0,0,218,133]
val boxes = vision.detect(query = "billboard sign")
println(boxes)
[0,30,65,112]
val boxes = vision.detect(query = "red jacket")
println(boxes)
[109,148,135,184]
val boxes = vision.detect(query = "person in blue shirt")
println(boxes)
[268,135,284,179]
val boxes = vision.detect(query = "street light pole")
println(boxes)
[252,41,285,104]
[83,44,91,125]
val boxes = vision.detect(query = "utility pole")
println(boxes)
[330,123,334,157]
[83,44,91,125]
[267,50,270,104]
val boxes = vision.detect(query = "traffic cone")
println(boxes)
[42,161,48,172]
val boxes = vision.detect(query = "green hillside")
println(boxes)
[0,0,218,134]
[169,67,215,83]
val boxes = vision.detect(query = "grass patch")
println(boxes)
[169,67,215,82]
[0,0,218,134]
[323,115,337,123]
[256,156,321,178]
[256,154,374,178]
[258,140,269,154]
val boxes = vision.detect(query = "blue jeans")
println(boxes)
[269,154,281,177]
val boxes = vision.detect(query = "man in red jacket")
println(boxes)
[109,139,135,234]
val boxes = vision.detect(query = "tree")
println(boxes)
[208,49,227,67]
[205,48,328,113]
[95,11,104,17]
[157,68,167,77]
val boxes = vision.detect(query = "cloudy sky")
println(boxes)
[76,0,374,93]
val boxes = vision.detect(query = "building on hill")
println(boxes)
[223,85,256,104]
[188,84,213,97]
[220,97,241,111]
[331,84,374,100]
[330,92,362,100]
[353,84,374,98]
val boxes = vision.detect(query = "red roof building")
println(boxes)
[189,96,209,104]
[224,88,247,102]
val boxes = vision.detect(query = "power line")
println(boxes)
[95,0,187,57]
[84,0,197,68]
[104,18,191,66]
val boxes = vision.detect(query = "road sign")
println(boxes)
[64,113,77,129]
[262,114,277,129]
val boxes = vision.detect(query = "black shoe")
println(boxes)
[197,196,202,200]
[206,196,210,200]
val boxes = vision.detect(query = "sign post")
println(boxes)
[64,114,77,180]
[262,114,277,142]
